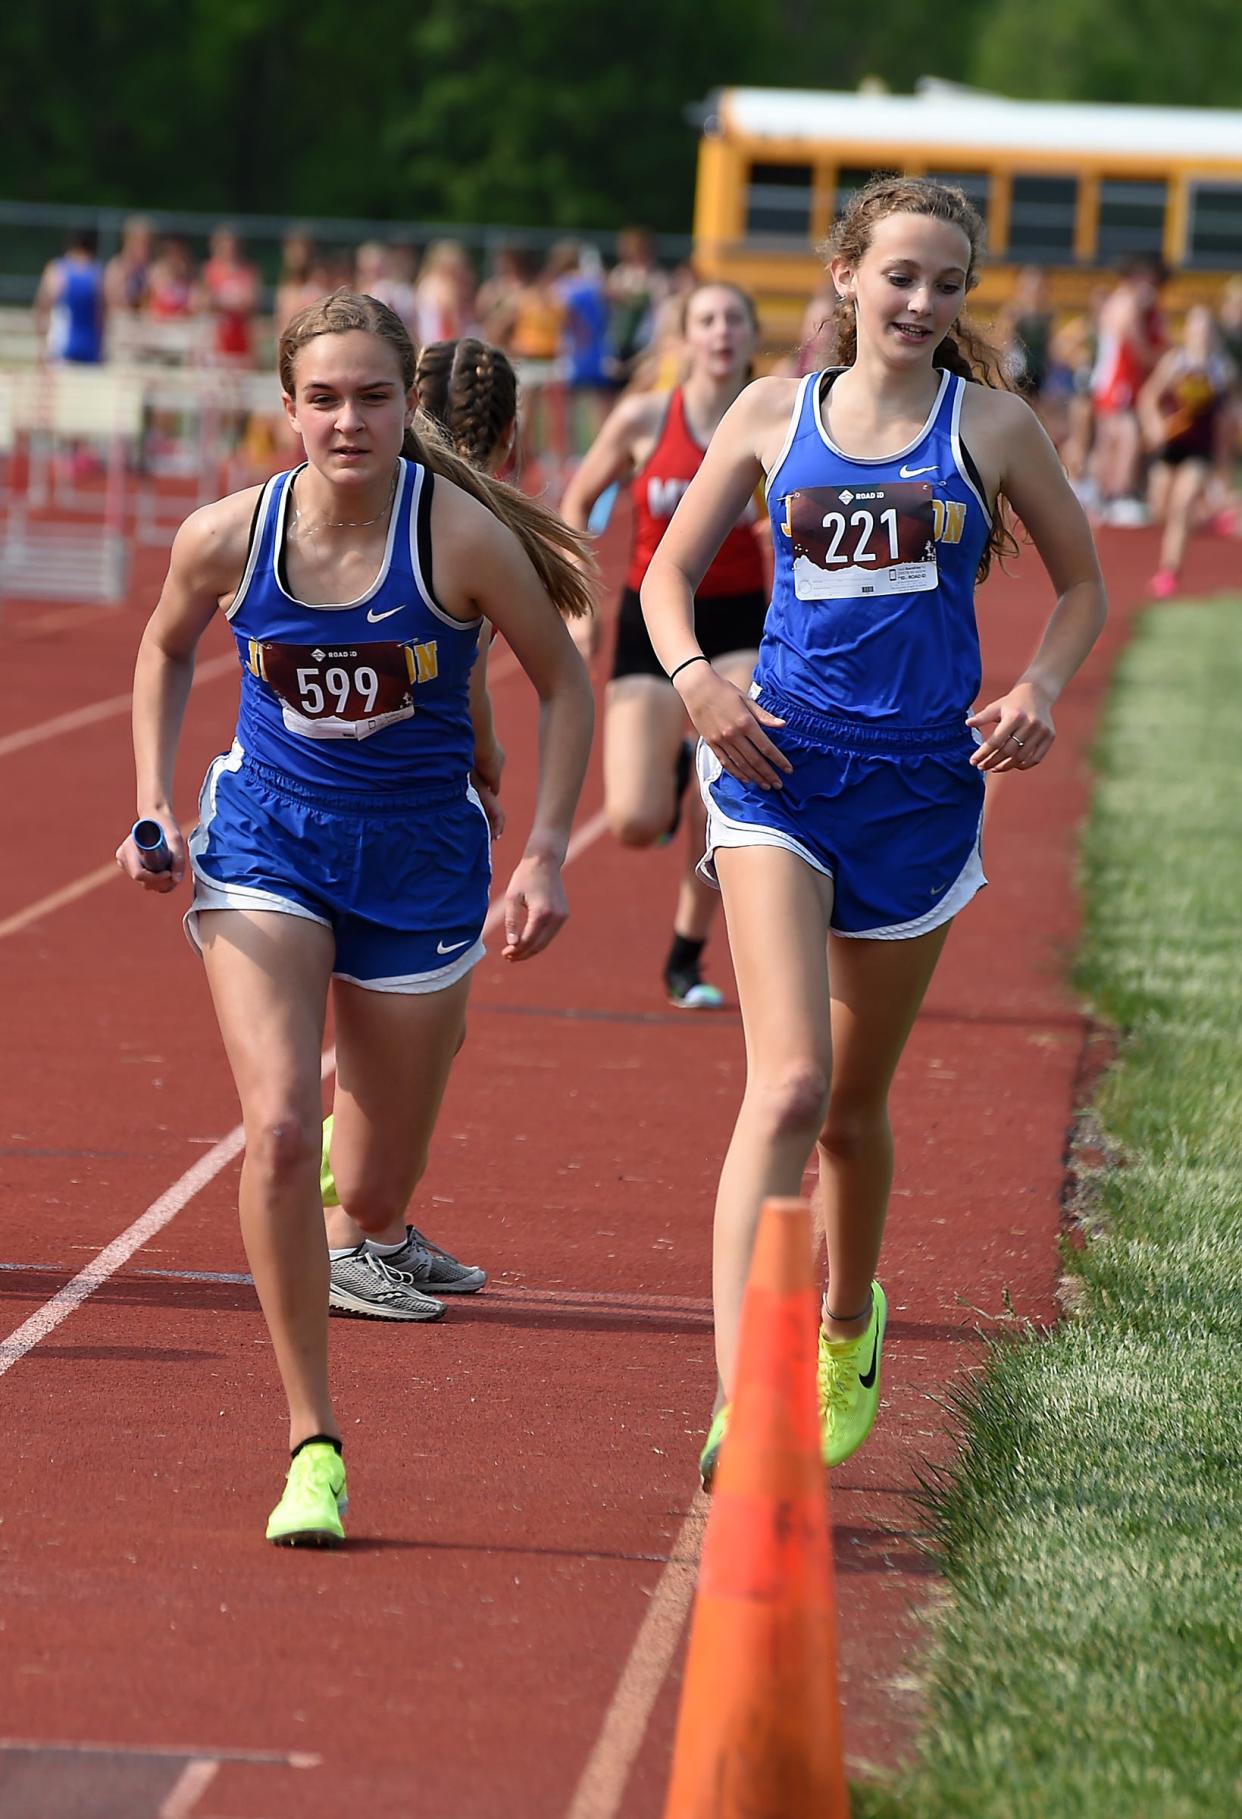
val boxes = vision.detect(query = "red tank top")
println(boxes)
[1093,304,1166,411]
[625,389,764,596]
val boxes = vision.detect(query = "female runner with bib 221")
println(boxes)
[117,291,594,1544]
[641,178,1107,1488]
[560,283,768,1010]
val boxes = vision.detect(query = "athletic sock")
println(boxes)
[666,932,706,978]
[364,1235,409,1258]
[328,1243,365,1263]
[291,1433,342,1461]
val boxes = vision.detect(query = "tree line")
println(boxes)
[5,0,1238,231]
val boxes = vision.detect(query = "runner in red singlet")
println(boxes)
[561,282,767,1007]
[1090,253,1168,522]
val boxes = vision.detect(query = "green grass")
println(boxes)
[854,599,1242,1819]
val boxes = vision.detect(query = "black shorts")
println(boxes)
[1155,439,1212,469]
[610,586,768,683]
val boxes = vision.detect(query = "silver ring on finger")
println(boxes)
[1009,735,1025,748]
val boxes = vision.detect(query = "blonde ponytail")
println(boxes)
[402,412,595,619]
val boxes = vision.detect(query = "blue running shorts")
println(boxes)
[698,681,986,940]
[186,744,491,991]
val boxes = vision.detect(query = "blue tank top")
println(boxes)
[226,458,479,793]
[760,368,991,727]
[50,259,104,363]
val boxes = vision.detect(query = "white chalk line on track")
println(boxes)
[565,1498,708,1819]
[0,806,610,1382]
[158,1758,220,1819]
[0,651,237,762]
[0,865,120,940]
[0,1739,320,1766]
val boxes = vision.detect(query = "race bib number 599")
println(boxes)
[783,482,937,600]
[248,638,437,741]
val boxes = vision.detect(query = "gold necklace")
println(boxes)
[292,466,398,537]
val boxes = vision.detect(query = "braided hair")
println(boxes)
[415,337,517,472]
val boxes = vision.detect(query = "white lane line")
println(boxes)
[0,1122,249,1379]
[0,806,610,1377]
[0,865,119,940]
[0,652,236,761]
[565,1499,708,1819]
[159,1759,220,1819]
[0,1738,319,1765]
[8,602,122,640]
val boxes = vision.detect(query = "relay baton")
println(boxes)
[131,818,172,873]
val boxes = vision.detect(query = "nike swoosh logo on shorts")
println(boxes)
[898,463,937,478]
[436,938,471,955]
[367,605,404,623]
[858,1325,880,1389]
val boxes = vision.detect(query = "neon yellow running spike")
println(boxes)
[818,1282,887,1468]
[320,1114,340,1209]
[266,1442,348,1547]
[698,1403,731,1492]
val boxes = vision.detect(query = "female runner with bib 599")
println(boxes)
[116,290,594,1544]
[641,178,1107,1488]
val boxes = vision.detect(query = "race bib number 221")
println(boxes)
[784,482,937,600]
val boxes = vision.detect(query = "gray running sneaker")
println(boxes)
[328,1247,445,1321]
[382,1225,487,1294]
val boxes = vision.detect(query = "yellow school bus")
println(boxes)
[693,82,1242,340]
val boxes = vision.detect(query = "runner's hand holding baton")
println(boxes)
[116,817,186,894]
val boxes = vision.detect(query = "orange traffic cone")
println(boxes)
[664,1197,849,1818]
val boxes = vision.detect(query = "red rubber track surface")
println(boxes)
[0,517,1236,1817]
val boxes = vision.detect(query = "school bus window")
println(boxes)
[1007,175,1078,263]
[1186,182,1242,265]
[835,168,880,219]
[1096,179,1167,261]
[745,163,813,241]
[926,172,991,221]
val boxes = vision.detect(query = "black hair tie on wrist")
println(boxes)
[668,655,709,683]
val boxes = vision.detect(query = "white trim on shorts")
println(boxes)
[183,870,330,955]
[183,743,491,990]
[695,741,986,940]
[694,739,833,891]
[834,811,985,941]
[333,935,485,995]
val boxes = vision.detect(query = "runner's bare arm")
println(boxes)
[119,490,260,890]
[432,484,594,958]
[468,622,505,838]
[1137,352,1177,450]
[966,390,1107,773]
[641,378,796,790]
[558,392,663,530]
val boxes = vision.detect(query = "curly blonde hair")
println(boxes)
[822,176,1016,580]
